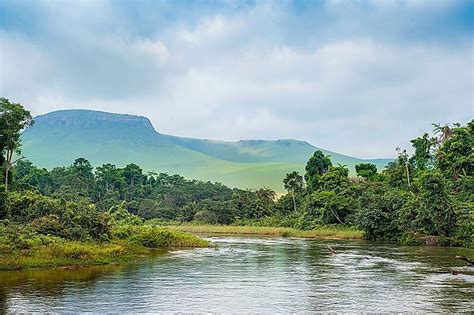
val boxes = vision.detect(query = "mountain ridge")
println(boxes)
[21,109,392,191]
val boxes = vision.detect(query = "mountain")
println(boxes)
[21,110,392,192]
[162,135,390,167]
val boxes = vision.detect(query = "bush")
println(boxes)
[0,223,61,252]
[28,214,69,238]
[129,225,209,248]
[193,210,218,224]
[5,191,113,241]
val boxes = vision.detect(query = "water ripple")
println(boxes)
[1,237,473,313]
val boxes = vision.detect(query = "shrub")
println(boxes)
[193,210,218,224]
[29,214,69,238]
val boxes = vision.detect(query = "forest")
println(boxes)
[0,97,473,270]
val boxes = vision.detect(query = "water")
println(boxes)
[1,236,473,313]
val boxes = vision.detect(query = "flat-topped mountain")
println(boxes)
[21,110,392,191]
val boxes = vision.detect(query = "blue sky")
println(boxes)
[0,0,472,158]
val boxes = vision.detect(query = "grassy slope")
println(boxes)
[164,224,365,240]
[22,129,303,191]
[163,134,392,170]
[21,110,392,192]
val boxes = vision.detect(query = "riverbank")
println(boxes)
[162,224,365,240]
[0,226,210,271]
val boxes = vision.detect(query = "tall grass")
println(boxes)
[0,225,210,271]
[0,240,145,270]
[163,224,364,239]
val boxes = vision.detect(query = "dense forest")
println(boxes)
[1,98,473,251]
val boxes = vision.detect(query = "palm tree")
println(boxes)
[432,123,453,145]
[283,171,304,212]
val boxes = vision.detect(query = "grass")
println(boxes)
[0,240,148,271]
[162,224,365,240]
[0,227,210,271]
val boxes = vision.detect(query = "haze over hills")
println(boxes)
[21,110,392,191]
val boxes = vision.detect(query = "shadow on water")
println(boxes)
[0,237,472,313]
[0,265,123,312]
[0,250,165,313]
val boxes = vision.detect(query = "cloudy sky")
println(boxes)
[0,0,472,158]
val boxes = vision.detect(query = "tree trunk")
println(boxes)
[291,190,297,212]
[331,207,344,224]
[4,149,12,191]
[405,162,411,188]
[4,166,9,191]
[3,150,25,192]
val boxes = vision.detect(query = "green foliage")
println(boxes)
[129,226,209,248]
[300,191,353,229]
[436,121,473,179]
[452,202,474,248]
[305,150,332,191]
[4,101,474,250]
[0,98,34,189]
[283,171,304,193]
[283,171,304,212]
[5,190,113,241]
[320,165,350,192]
[410,133,435,171]
[357,188,406,241]
[355,163,378,180]
[417,172,455,236]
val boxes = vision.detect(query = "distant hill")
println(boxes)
[21,110,392,192]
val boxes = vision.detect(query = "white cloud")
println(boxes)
[179,15,243,44]
[0,0,472,158]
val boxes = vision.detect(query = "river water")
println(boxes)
[1,236,473,313]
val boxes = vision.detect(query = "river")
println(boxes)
[1,236,473,313]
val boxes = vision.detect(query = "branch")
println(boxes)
[330,208,344,224]
[12,156,26,165]
[456,256,473,266]
[327,245,337,254]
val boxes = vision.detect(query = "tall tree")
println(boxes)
[410,133,435,171]
[123,163,144,200]
[436,120,473,179]
[283,171,304,212]
[70,158,94,196]
[0,98,34,190]
[305,150,332,191]
[95,163,124,196]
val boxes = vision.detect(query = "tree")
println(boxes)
[95,163,124,196]
[432,123,453,146]
[283,171,304,212]
[410,133,435,171]
[245,187,276,219]
[69,158,94,196]
[0,98,34,190]
[305,150,332,191]
[320,165,350,192]
[123,163,144,200]
[355,163,378,180]
[418,172,456,236]
[436,120,473,179]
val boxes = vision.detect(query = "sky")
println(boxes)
[0,0,472,158]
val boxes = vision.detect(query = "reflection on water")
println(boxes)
[1,237,473,313]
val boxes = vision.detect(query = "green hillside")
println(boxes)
[21,110,392,192]
[163,134,391,169]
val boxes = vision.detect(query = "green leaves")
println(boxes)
[355,163,377,180]
[305,150,332,191]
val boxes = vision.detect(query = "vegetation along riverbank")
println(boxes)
[0,216,210,270]
[162,224,364,239]
[0,98,473,271]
